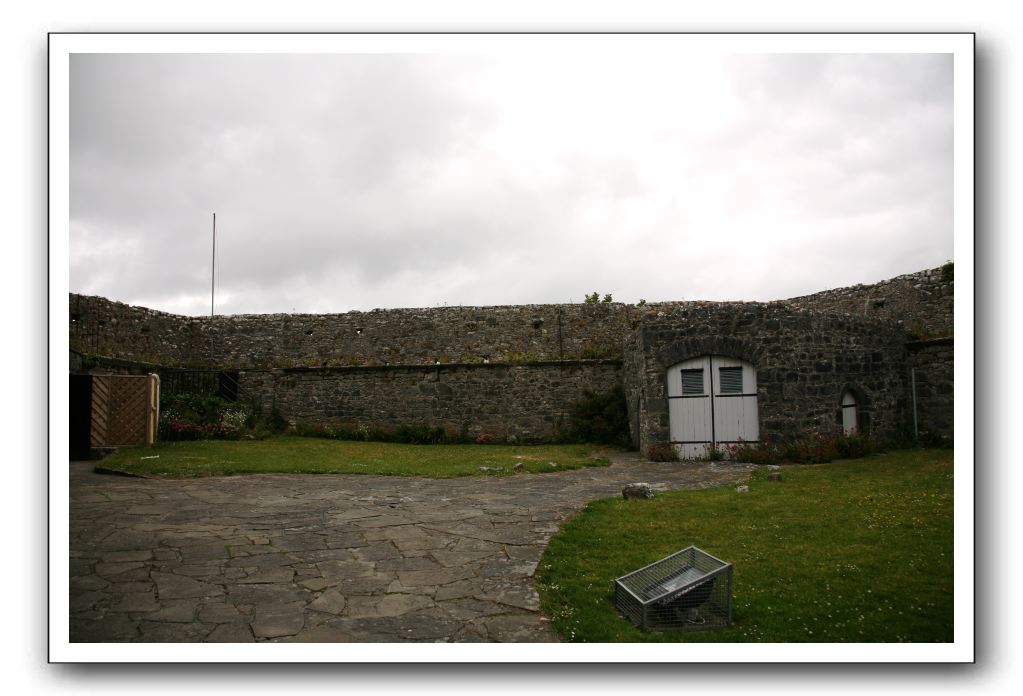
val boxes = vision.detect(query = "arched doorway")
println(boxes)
[841,390,859,435]
[667,355,759,459]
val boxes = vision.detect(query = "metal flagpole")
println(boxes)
[211,212,216,319]
[211,212,216,366]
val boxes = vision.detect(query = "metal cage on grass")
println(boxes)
[614,546,733,632]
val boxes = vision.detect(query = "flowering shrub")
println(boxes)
[783,433,842,464]
[221,408,250,429]
[162,419,240,441]
[158,394,250,441]
[727,440,780,465]
[394,424,448,444]
[205,422,240,440]
[724,432,880,465]
[835,433,874,459]
[647,442,679,462]
[164,418,202,441]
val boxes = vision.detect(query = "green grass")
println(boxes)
[97,436,611,479]
[535,449,953,642]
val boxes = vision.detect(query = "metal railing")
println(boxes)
[158,369,239,402]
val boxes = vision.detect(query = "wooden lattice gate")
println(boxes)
[89,374,160,448]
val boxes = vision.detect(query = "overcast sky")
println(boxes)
[69,50,953,316]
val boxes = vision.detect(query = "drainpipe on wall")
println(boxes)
[557,308,563,360]
[636,389,643,451]
[911,367,918,440]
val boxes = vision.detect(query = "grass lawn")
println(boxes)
[535,448,954,642]
[96,436,611,478]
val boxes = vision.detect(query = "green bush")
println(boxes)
[292,420,450,445]
[918,429,953,449]
[160,416,243,442]
[394,424,449,444]
[726,433,880,465]
[566,386,631,448]
[159,394,253,441]
[161,393,236,425]
[835,433,875,459]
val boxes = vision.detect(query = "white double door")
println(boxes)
[667,355,759,460]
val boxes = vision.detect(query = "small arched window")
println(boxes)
[841,391,859,435]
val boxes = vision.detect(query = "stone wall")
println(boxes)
[68,264,956,449]
[69,294,632,369]
[210,303,631,369]
[907,338,954,440]
[625,303,912,453]
[785,266,954,338]
[70,295,209,367]
[69,265,953,371]
[238,360,623,443]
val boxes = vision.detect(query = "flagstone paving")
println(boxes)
[68,452,754,643]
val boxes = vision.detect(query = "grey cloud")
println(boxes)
[70,51,955,314]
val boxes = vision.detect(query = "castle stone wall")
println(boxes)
[239,360,622,443]
[625,303,912,453]
[907,338,954,440]
[785,266,953,338]
[70,294,632,369]
[68,265,953,371]
[68,265,956,449]
[70,294,208,367]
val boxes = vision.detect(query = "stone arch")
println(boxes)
[836,382,872,435]
[655,336,763,369]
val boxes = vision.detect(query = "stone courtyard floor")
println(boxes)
[69,452,754,643]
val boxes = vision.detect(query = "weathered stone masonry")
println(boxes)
[242,360,622,442]
[624,303,912,454]
[70,294,633,368]
[69,265,955,451]
[906,338,954,437]
[786,267,954,338]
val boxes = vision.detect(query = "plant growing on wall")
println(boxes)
[508,352,544,364]
[577,342,616,360]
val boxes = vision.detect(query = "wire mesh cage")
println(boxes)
[614,546,733,632]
